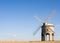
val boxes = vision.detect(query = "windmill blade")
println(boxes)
[34,16,43,23]
[45,10,56,23]
[33,26,41,35]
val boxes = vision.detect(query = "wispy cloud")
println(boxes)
[0,33,17,37]
[7,33,17,37]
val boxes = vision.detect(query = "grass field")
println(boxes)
[0,41,60,43]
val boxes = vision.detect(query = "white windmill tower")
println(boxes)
[33,11,55,41]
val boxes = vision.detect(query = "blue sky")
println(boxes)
[0,0,60,41]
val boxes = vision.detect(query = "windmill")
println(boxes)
[33,11,55,41]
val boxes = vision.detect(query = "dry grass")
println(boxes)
[0,41,60,43]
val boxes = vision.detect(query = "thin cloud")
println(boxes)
[7,33,17,37]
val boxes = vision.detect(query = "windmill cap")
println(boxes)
[46,23,53,25]
[45,23,54,27]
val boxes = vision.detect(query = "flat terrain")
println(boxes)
[0,41,60,43]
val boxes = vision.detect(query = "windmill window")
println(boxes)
[52,33,54,36]
[47,29,48,31]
